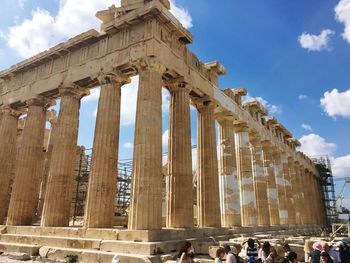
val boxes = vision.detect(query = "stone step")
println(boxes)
[1,225,231,242]
[0,241,159,263]
[0,233,220,255]
[0,241,40,256]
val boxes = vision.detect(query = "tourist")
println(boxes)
[224,244,237,263]
[321,242,341,263]
[258,241,274,263]
[177,241,195,263]
[311,242,322,263]
[320,252,334,263]
[214,247,225,263]
[242,238,261,263]
[280,243,292,263]
[304,239,314,263]
[283,243,291,257]
[336,241,350,263]
[287,252,298,263]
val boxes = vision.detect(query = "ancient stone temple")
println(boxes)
[0,0,327,262]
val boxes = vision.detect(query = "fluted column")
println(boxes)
[313,175,324,225]
[316,176,326,226]
[166,82,194,228]
[197,102,221,228]
[262,143,280,226]
[286,157,296,225]
[218,118,241,227]
[0,107,20,224]
[307,171,316,225]
[297,166,307,225]
[250,134,270,226]
[41,86,88,227]
[7,97,53,225]
[273,151,288,225]
[36,110,58,217]
[84,73,129,228]
[303,170,313,225]
[234,122,257,227]
[293,162,302,225]
[128,60,165,230]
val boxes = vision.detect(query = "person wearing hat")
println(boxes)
[282,243,291,257]
[311,242,322,263]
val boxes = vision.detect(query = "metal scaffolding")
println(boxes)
[72,149,132,221]
[312,156,338,227]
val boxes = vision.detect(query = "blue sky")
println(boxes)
[1,0,349,210]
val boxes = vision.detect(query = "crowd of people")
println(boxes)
[176,238,350,263]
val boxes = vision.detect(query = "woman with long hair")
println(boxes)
[258,241,274,263]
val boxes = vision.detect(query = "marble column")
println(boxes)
[84,74,129,228]
[306,171,315,225]
[250,134,270,226]
[7,98,52,225]
[218,118,241,227]
[0,107,20,224]
[41,86,88,227]
[128,61,165,230]
[262,143,280,226]
[197,102,221,228]
[234,122,257,227]
[297,166,307,225]
[292,162,301,225]
[303,170,312,225]
[313,175,324,225]
[273,151,288,225]
[36,110,58,217]
[286,157,296,225]
[166,82,194,228]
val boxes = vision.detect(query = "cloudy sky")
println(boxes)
[0,0,349,209]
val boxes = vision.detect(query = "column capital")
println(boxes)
[0,105,22,117]
[25,96,55,109]
[249,131,261,146]
[196,100,217,111]
[134,58,166,74]
[59,85,90,99]
[233,121,249,132]
[165,78,192,94]
[97,70,131,86]
[261,140,273,150]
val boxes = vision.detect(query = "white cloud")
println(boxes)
[244,95,282,115]
[169,0,192,29]
[335,0,350,43]
[120,76,138,126]
[320,88,350,118]
[332,155,350,177]
[5,0,192,58]
[162,129,169,146]
[298,133,336,157]
[298,94,308,100]
[301,123,313,131]
[162,89,170,114]
[123,142,133,149]
[298,29,334,51]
